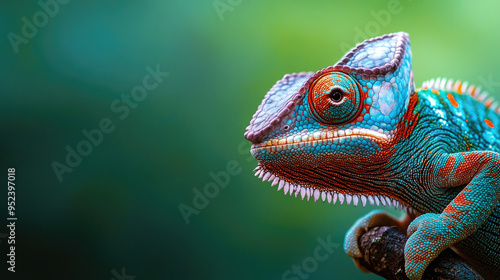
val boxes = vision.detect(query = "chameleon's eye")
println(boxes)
[308,71,362,125]
[329,89,344,103]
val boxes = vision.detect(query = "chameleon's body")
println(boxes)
[244,32,500,279]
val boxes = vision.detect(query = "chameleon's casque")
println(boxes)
[244,32,500,280]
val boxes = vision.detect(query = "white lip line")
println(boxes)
[253,166,416,214]
[251,129,390,151]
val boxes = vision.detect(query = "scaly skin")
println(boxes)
[244,32,500,279]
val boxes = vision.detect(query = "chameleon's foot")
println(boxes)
[344,209,409,273]
[404,213,456,280]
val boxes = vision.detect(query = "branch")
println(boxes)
[357,226,484,280]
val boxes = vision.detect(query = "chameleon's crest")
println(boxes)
[336,31,410,75]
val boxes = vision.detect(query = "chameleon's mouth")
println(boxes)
[253,165,417,215]
[251,128,390,153]
[249,127,415,214]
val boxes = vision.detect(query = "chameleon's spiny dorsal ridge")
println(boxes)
[245,32,500,280]
[422,77,500,113]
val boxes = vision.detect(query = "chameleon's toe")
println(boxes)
[344,209,408,273]
[404,213,452,280]
[344,218,371,273]
[344,224,364,259]
[344,209,388,258]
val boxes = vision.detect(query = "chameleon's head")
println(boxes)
[244,32,416,203]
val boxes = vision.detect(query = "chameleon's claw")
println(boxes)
[404,213,453,280]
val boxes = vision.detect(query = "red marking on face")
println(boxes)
[484,119,495,128]
[260,145,398,198]
[424,136,429,140]
[394,94,419,140]
[447,93,459,108]
[465,119,468,122]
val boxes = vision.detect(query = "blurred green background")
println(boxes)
[1,0,500,279]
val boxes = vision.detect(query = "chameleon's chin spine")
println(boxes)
[253,166,417,214]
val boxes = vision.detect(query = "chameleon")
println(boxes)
[244,32,500,280]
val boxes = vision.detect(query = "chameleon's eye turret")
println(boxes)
[308,71,362,125]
